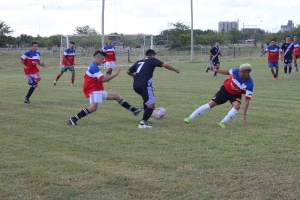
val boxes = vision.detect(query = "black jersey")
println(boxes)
[210,46,221,61]
[281,42,294,58]
[128,56,163,88]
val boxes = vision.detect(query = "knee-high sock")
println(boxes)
[220,108,238,123]
[189,103,211,119]
[26,87,35,99]
[72,108,90,121]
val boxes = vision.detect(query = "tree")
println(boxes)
[0,20,14,47]
[75,25,99,35]
[228,29,243,44]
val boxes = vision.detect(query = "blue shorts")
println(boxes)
[268,61,279,68]
[26,74,41,86]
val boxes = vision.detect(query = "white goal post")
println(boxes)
[60,34,153,67]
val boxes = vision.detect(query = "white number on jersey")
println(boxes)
[136,62,145,73]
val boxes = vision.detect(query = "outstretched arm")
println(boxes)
[102,67,121,82]
[214,69,230,75]
[162,63,180,73]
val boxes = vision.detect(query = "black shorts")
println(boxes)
[283,56,293,65]
[210,59,220,66]
[296,55,300,59]
[212,85,242,105]
[134,86,155,105]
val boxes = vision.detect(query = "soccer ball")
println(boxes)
[153,107,166,119]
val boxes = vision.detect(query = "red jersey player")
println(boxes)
[293,36,300,71]
[20,41,46,104]
[103,39,116,77]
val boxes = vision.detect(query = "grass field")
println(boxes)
[1,56,300,199]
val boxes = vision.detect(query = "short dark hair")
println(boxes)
[31,41,38,46]
[145,49,156,56]
[286,35,290,38]
[93,50,106,57]
[271,39,276,42]
[70,41,75,45]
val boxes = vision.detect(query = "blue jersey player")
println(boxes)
[127,49,180,129]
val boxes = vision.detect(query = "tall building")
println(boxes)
[281,20,294,32]
[218,21,239,33]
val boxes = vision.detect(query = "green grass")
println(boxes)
[1,56,300,199]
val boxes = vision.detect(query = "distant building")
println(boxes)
[218,21,239,33]
[281,20,294,32]
[241,28,261,33]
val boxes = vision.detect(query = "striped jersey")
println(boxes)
[83,62,104,97]
[103,45,116,62]
[62,48,75,66]
[223,68,254,100]
[20,50,41,75]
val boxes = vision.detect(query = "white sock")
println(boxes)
[190,103,211,119]
[220,108,238,123]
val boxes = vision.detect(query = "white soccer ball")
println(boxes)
[153,107,166,119]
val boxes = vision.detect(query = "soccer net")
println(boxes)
[60,34,153,68]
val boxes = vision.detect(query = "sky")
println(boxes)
[1,0,300,37]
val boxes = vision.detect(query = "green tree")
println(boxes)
[75,25,99,35]
[228,29,243,44]
[16,34,34,47]
[0,20,14,47]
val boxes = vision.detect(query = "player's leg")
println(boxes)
[68,91,103,125]
[269,62,277,79]
[133,87,153,128]
[288,59,292,76]
[213,62,220,77]
[106,92,142,115]
[294,56,299,71]
[54,66,66,85]
[219,95,241,128]
[24,74,41,104]
[184,85,227,123]
[70,66,75,86]
[274,61,279,79]
[105,62,114,76]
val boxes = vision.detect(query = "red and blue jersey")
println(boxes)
[265,45,282,62]
[293,42,300,56]
[62,48,75,66]
[20,50,41,75]
[103,45,116,62]
[223,68,254,100]
[83,62,104,97]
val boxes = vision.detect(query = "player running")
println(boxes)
[206,41,223,77]
[103,39,116,76]
[20,41,46,104]
[293,36,300,72]
[260,39,282,80]
[54,41,76,86]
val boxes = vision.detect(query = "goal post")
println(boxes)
[60,34,154,67]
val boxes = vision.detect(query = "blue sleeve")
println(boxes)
[87,63,100,74]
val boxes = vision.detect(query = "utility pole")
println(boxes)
[101,0,105,49]
[190,0,194,61]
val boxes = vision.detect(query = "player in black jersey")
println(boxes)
[206,41,223,76]
[127,49,180,128]
[281,35,294,77]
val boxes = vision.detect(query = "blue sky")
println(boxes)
[1,0,299,37]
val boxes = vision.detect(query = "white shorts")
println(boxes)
[89,91,108,104]
[105,61,115,69]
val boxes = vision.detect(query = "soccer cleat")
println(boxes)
[24,97,30,104]
[133,107,143,116]
[139,123,152,129]
[53,81,57,86]
[287,73,291,77]
[184,117,193,124]
[68,118,77,126]
[273,76,278,80]
[205,66,210,73]
[71,84,74,86]
[296,68,299,72]
[218,122,226,128]
[284,73,287,77]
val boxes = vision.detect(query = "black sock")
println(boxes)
[72,108,90,121]
[142,108,153,122]
[119,99,135,111]
[214,68,219,76]
[284,67,287,73]
[26,87,35,99]
[289,67,292,73]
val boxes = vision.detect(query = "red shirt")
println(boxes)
[20,50,41,75]
[103,45,116,62]
[83,62,105,97]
